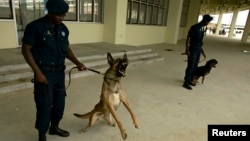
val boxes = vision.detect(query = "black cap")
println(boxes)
[202,14,213,22]
[46,0,69,15]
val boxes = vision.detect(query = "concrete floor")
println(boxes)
[0,36,250,141]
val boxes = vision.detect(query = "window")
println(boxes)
[64,0,77,21]
[127,1,131,23]
[180,0,190,27]
[131,2,139,23]
[127,0,169,26]
[157,8,163,25]
[139,4,146,24]
[0,0,13,19]
[145,5,152,24]
[94,0,102,22]
[79,0,103,22]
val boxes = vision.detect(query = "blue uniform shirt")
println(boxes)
[187,23,206,47]
[22,15,69,67]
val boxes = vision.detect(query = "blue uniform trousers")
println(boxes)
[184,46,201,83]
[33,68,66,134]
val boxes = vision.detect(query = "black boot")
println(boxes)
[38,134,46,141]
[183,81,192,90]
[49,126,70,137]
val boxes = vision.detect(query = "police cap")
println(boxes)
[202,14,213,22]
[46,0,69,15]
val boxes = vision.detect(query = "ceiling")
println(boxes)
[200,0,250,15]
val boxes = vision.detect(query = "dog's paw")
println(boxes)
[112,123,117,127]
[121,131,127,140]
[107,121,116,127]
[79,129,87,133]
[134,119,140,129]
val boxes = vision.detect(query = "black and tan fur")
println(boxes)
[192,59,218,85]
[74,52,139,140]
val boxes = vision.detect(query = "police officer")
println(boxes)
[21,0,86,141]
[183,14,213,90]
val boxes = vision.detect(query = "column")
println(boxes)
[185,0,201,37]
[228,9,238,38]
[215,12,223,36]
[241,9,250,42]
[165,0,183,44]
[103,0,127,44]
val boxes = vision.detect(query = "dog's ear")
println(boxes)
[107,52,113,65]
[123,53,128,61]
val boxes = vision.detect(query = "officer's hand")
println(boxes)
[35,72,47,84]
[76,63,87,71]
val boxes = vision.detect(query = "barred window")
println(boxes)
[0,0,13,19]
[127,0,169,26]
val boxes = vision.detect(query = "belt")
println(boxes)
[40,65,65,72]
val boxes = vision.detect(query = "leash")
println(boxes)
[31,67,104,91]
[87,68,105,75]
[181,52,207,64]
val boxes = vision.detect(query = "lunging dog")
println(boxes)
[192,59,218,85]
[74,52,139,140]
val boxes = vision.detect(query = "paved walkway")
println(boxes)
[0,36,250,141]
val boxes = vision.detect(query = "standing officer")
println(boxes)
[21,0,86,141]
[183,14,213,90]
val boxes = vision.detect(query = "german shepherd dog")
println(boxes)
[74,52,139,140]
[192,59,218,85]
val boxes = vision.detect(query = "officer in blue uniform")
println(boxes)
[21,0,86,141]
[183,14,213,90]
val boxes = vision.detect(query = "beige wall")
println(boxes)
[65,22,104,44]
[126,25,166,46]
[0,21,18,49]
[178,27,186,40]
[103,0,117,43]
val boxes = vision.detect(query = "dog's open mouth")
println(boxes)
[212,62,218,68]
[119,62,128,76]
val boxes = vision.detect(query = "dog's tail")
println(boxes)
[73,112,92,119]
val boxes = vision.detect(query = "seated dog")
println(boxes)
[192,59,218,85]
[73,52,139,140]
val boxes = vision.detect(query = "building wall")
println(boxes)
[0,0,195,49]
[126,25,166,46]
[65,23,104,44]
[0,21,18,49]
[178,27,186,40]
